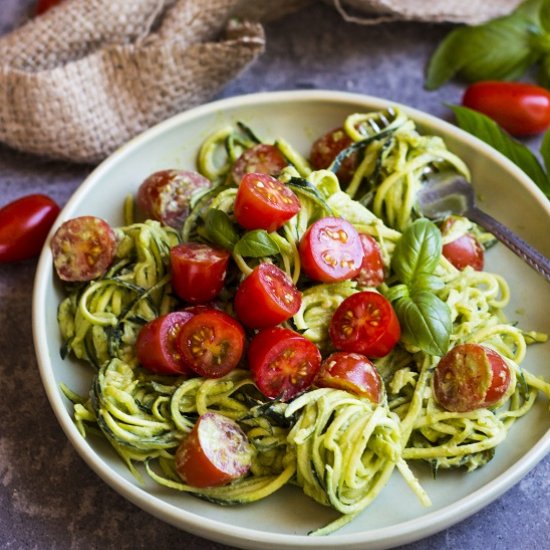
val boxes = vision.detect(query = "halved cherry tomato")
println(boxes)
[137,169,212,229]
[0,194,60,263]
[176,310,245,378]
[136,311,193,375]
[440,218,484,271]
[234,263,301,329]
[175,412,252,487]
[248,327,321,401]
[231,144,288,185]
[51,216,117,281]
[299,217,364,282]
[355,233,385,287]
[462,81,550,137]
[309,127,358,184]
[170,243,230,304]
[433,343,512,412]
[330,291,400,358]
[234,173,300,232]
[36,0,64,15]
[316,352,382,403]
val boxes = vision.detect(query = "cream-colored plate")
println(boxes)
[32,91,550,550]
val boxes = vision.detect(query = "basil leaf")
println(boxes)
[538,0,550,31]
[203,208,239,251]
[234,230,280,258]
[391,219,442,285]
[450,105,550,197]
[413,273,445,293]
[394,292,451,356]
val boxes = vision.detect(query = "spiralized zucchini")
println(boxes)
[58,109,550,536]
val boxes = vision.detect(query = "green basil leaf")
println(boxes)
[394,292,451,356]
[538,0,550,31]
[450,105,550,197]
[203,208,239,251]
[391,219,442,285]
[413,273,445,293]
[234,230,280,258]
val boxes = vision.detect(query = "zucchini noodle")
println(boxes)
[57,108,550,535]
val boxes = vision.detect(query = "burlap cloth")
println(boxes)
[0,0,522,164]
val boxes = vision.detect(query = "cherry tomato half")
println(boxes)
[36,0,64,15]
[329,291,400,358]
[299,217,364,283]
[309,127,358,184]
[234,263,301,329]
[316,352,382,403]
[234,173,300,232]
[462,81,550,137]
[231,144,288,185]
[248,327,321,401]
[176,310,245,378]
[440,218,484,271]
[175,412,252,488]
[0,194,60,263]
[51,216,117,281]
[136,311,193,375]
[355,233,385,287]
[170,242,230,304]
[433,343,512,412]
[137,169,212,229]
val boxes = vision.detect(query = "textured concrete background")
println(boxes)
[1,1,549,549]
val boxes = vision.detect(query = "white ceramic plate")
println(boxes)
[32,91,550,550]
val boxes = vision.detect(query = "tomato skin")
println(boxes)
[175,412,252,488]
[231,144,288,185]
[36,0,64,14]
[462,81,550,136]
[330,291,400,358]
[234,263,301,329]
[355,233,385,287]
[299,217,364,283]
[0,194,60,263]
[136,311,194,375]
[176,310,245,378]
[440,218,484,271]
[170,243,230,304]
[433,343,512,412]
[248,327,321,401]
[316,352,382,403]
[234,173,300,232]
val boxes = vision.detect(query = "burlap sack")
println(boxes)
[0,0,521,164]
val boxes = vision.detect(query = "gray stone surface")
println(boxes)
[1,2,549,549]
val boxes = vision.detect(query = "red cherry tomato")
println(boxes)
[137,170,212,229]
[0,194,60,263]
[175,412,252,487]
[299,217,364,283]
[248,327,321,401]
[355,233,385,287]
[433,343,512,412]
[176,310,245,378]
[234,263,301,329]
[234,173,300,232]
[330,291,400,358]
[440,218,484,271]
[51,216,117,281]
[136,311,193,375]
[231,144,288,185]
[36,0,64,15]
[316,352,382,403]
[462,81,550,137]
[309,127,358,184]
[170,243,230,304]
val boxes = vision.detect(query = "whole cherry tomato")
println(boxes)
[0,194,60,263]
[175,412,252,487]
[432,343,512,412]
[36,0,64,15]
[329,291,400,358]
[234,263,301,329]
[234,172,300,232]
[248,327,321,401]
[355,233,385,287]
[231,144,288,185]
[462,81,550,136]
[440,218,484,271]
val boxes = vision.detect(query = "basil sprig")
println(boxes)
[233,230,280,257]
[425,0,550,90]
[388,219,452,356]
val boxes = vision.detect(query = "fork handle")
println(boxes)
[468,206,550,283]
